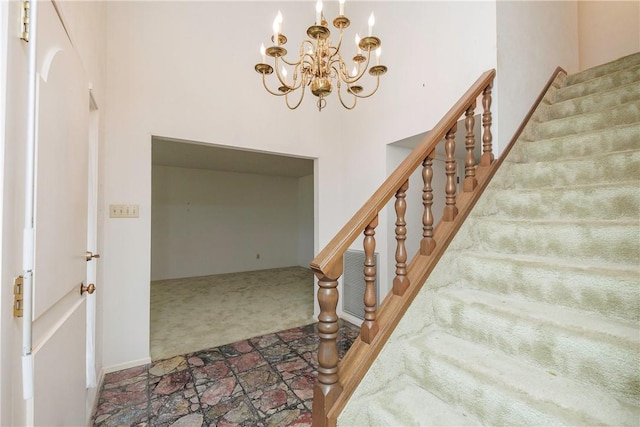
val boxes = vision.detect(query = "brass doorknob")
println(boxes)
[85,251,100,262]
[80,283,96,295]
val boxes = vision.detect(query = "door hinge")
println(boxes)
[13,276,24,318]
[20,1,30,42]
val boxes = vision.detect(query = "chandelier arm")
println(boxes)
[339,48,373,84]
[284,85,306,110]
[261,73,289,96]
[333,70,357,110]
[352,75,381,99]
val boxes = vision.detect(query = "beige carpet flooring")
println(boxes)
[150,266,315,360]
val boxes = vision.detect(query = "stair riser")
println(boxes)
[556,65,640,102]
[566,53,640,86]
[535,101,640,140]
[465,218,640,265]
[546,82,640,121]
[479,185,640,221]
[497,150,640,189]
[456,254,640,322]
[432,294,640,403]
[509,124,640,163]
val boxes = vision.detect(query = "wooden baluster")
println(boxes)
[480,82,494,166]
[421,151,436,255]
[393,181,410,296]
[442,124,458,221]
[312,266,343,426]
[463,102,478,192]
[361,215,379,344]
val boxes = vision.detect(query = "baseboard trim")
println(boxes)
[103,357,151,374]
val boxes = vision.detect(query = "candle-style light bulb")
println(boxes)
[316,0,323,25]
[260,43,266,62]
[355,33,361,54]
[368,12,375,36]
[281,66,288,79]
[339,0,345,16]
[351,65,357,77]
[272,11,282,45]
[376,47,381,65]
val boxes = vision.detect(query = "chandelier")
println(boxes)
[254,0,387,111]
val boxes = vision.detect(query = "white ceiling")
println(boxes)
[152,136,314,178]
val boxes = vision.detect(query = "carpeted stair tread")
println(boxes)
[432,289,640,403]
[555,64,640,103]
[455,250,640,321]
[546,80,640,120]
[509,122,640,163]
[535,100,640,140]
[338,54,640,427]
[497,148,640,189]
[479,182,640,220]
[357,375,482,426]
[403,328,640,426]
[565,52,640,86]
[465,216,639,265]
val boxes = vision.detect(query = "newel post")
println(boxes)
[312,262,343,427]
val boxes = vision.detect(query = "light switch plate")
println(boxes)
[109,204,139,218]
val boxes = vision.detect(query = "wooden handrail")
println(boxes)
[311,65,569,427]
[310,69,496,279]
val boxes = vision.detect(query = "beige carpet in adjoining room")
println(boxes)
[150,266,315,360]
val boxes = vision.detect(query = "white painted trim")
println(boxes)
[103,357,151,375]
[0,0,7,421]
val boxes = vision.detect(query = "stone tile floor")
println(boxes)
[93,322,360,426]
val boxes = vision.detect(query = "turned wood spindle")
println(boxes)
[421,152,436,255]
[393,181,410,296]
[480,82,494,166]
[361,215,379,344]
[312,268,343,424]
[463,102,478,192]
[442,124,459,222]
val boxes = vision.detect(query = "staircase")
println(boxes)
[338,53,640,426]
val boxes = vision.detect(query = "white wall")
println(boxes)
[578,1,640,70]
[151,165,306,280]
[297,174,314,268]
[102,0,500,369]
[496,1,579,151]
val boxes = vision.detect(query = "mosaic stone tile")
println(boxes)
[197,376,243,407]
[103,365,147,387]
[149,356,189,377]
[277,327,306,343]
[260,342,297,363]
[248,382,301,417]
[93,401,148,426]
[204,395,260,426]
[286,372,315,402]
[191,361,231,385]
[274,356,312,380]
[237,364,281,393]
[263,405,312,427]
[166,413,204,427]
[288,335,320,355]
[151,371,193,396]
[92,322,360,427]
[187,348,226,366]
[228,351,267,373]
[98,377,148,407]
[250,333,281,349]
[149,389,194,425]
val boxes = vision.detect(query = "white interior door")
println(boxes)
[30,1,90,425]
